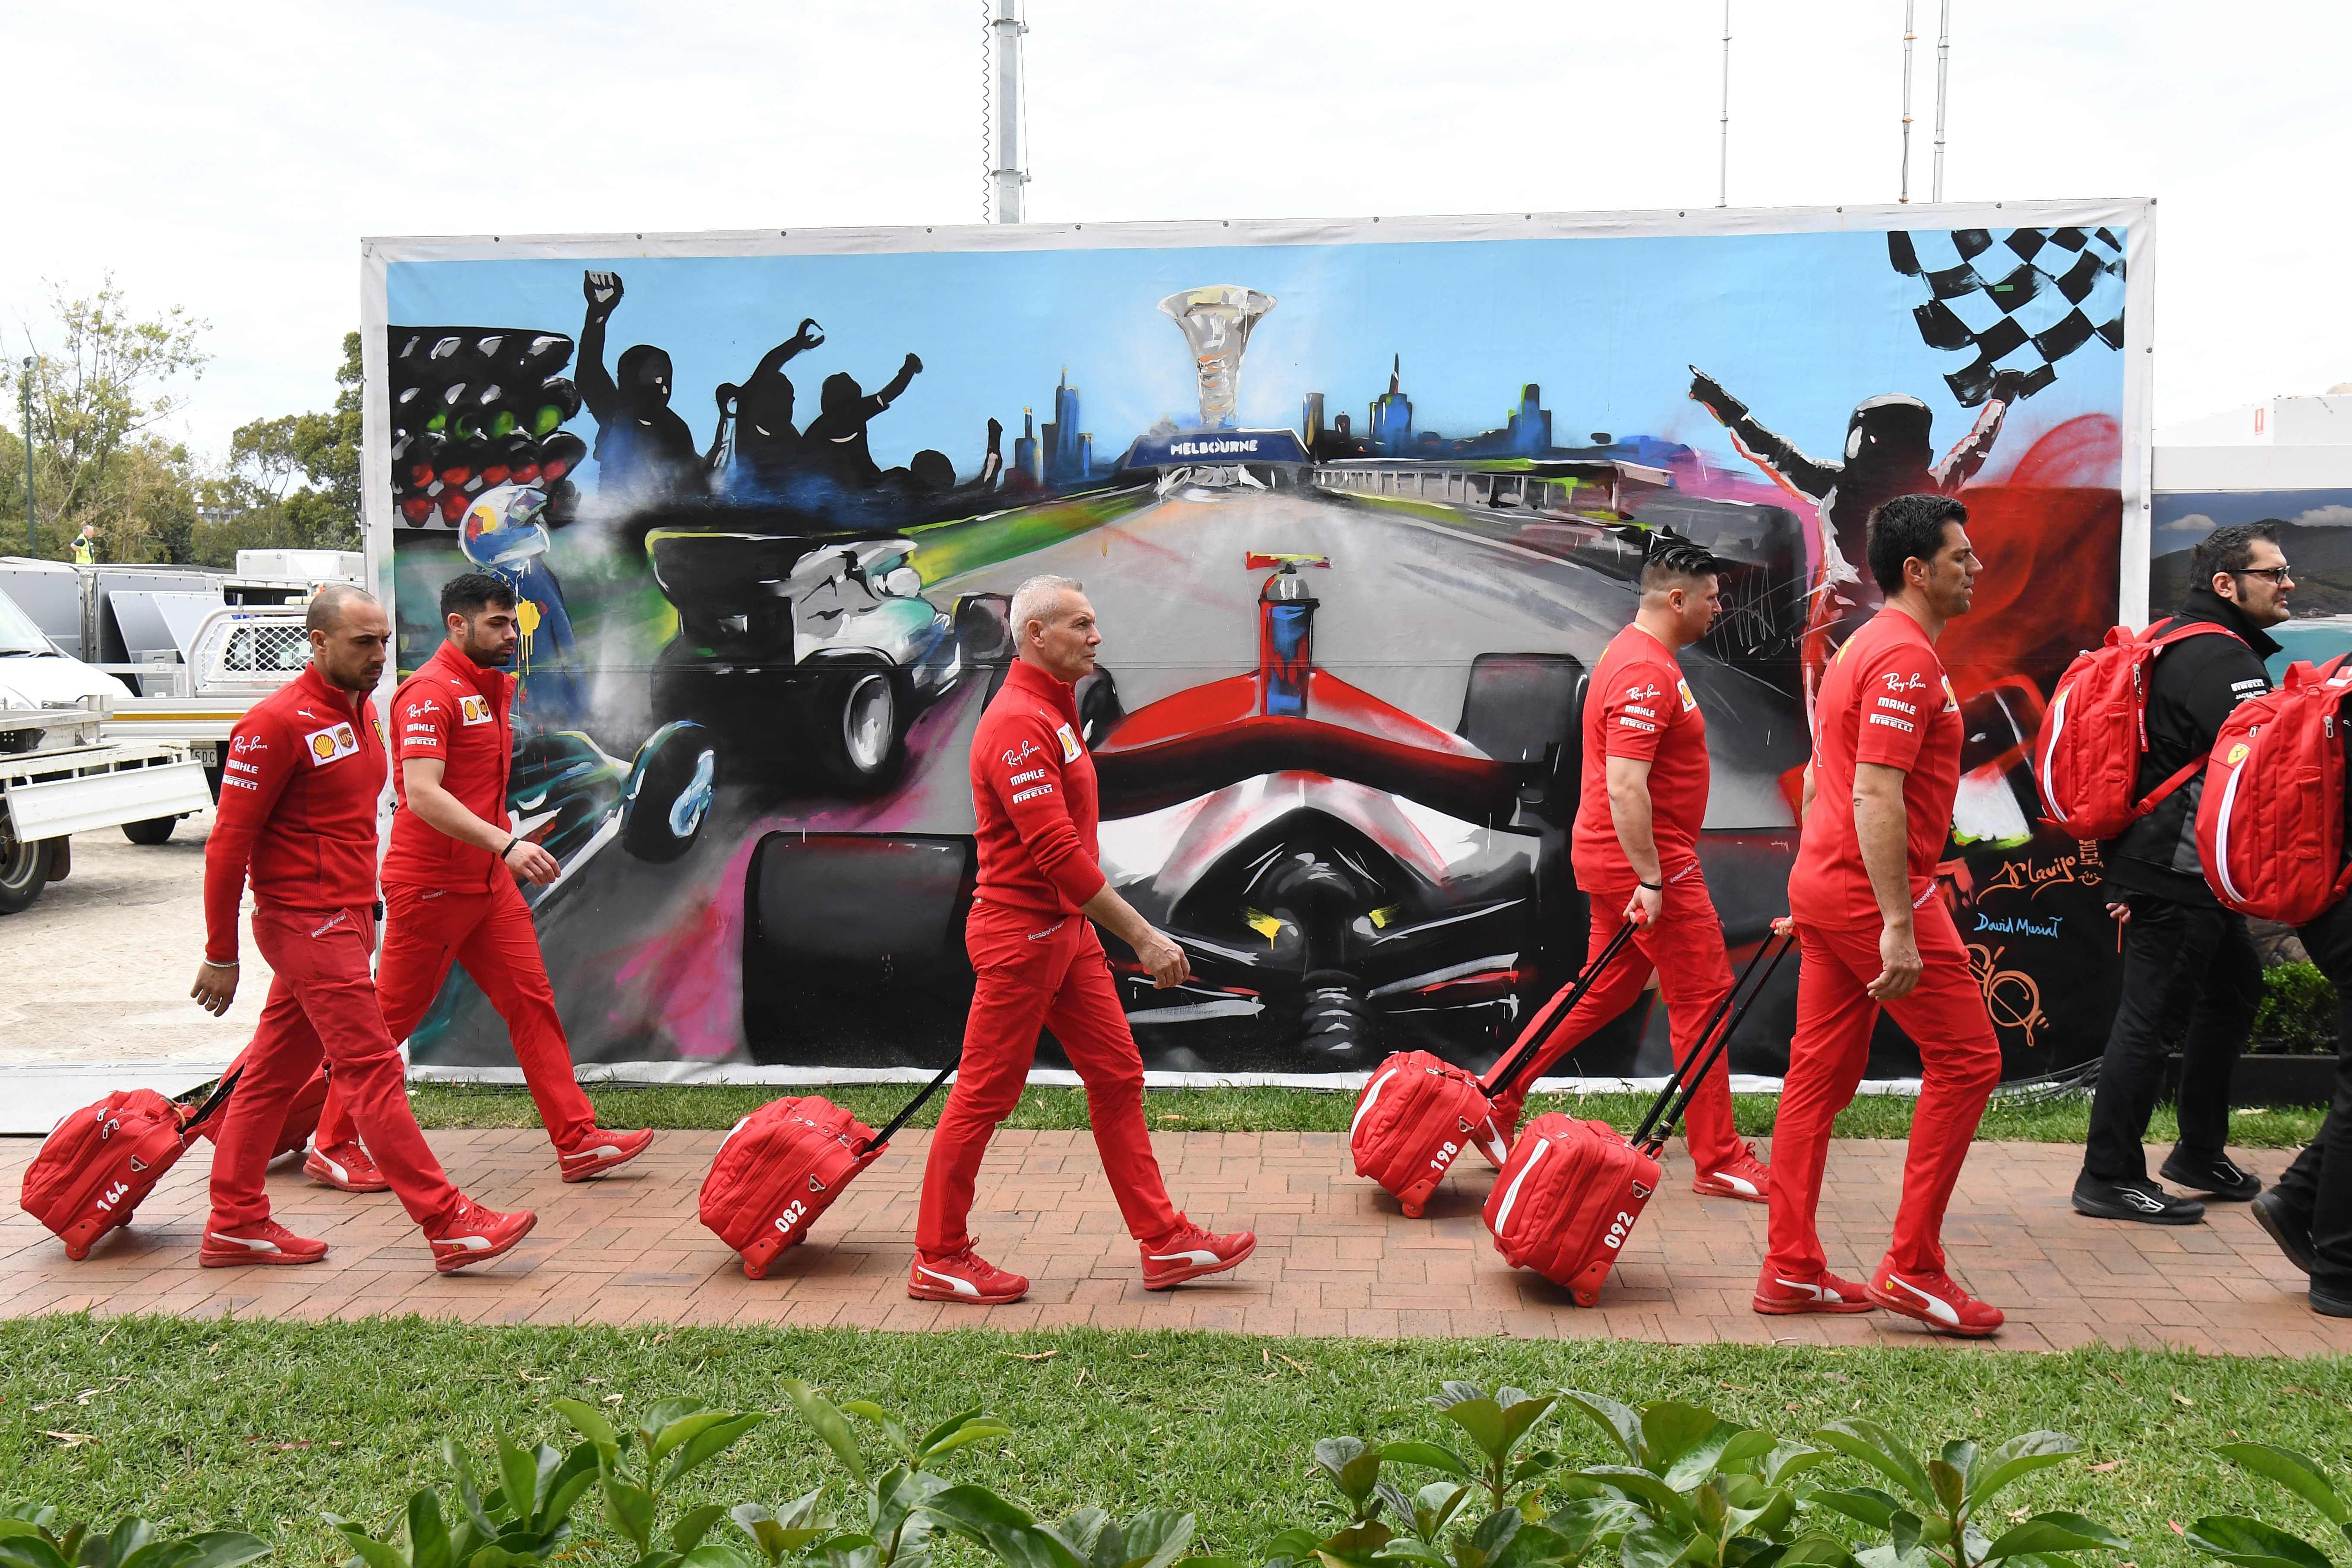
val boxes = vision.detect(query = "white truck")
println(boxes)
[101,602,316,796]
[0,590,213,912]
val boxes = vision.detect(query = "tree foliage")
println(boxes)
[1,275,209,562]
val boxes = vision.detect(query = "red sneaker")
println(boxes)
[426,1198,537,1274]
[1693,1143,1771,1202]
[1752,1267,1876,1315]
[908,1247,1029,1304]
[1866,1262,2005,1338]
[200,1218,329,1268]
[558,1128,654,1183]
[1486,1088,1527,1155]
[303,1139,390,1193]
[1140,1220,1257,1290]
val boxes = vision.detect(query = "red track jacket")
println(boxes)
[202,664,387,965]
[969,659,1106,916]
[380,639,516,892]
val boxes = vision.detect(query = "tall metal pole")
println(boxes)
[1717,0,1731,207]
[1900,0,1916,202]
[989,0,1029,223]
[18,357,32,558]
[1932,0,1950,202]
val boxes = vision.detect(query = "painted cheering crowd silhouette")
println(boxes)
[576,269,1003,513]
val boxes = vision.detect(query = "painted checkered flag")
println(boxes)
[1889,227,2125,407]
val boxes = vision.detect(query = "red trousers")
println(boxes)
[1765,901,2003,1278]
[208,904,462,1230]
[1506,879,1742,1169]
[916,901,1182,1255]
[316,877,596,1154]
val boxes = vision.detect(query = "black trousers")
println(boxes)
[2081,893,2260,1183]
[2282,897,2352,1294]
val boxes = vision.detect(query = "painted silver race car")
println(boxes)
[645,528,1010,793]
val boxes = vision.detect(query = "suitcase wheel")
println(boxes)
[742,1253,770,1281]
[64,1238,90,1262]
[1571,1284,1599,1308]
[1399,1193,1426,1219]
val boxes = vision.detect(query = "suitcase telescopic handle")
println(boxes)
[1631,926,1796,1155]
[1481,918,1642,1099]
[855,1057,962,1155]
[179,1067,244,1136]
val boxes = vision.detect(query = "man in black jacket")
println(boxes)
[2075,522,2291,1224]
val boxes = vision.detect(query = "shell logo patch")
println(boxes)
[2227,741,2251,765]
[1941,676,1960,714]
[306,723,359,766]
[1056,722,1081,762]
[459,694,493,726]
[1676,678,1698,712]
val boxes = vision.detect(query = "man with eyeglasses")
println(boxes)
[2075,521,2289,1225]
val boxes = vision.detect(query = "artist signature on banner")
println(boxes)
[1975,841,2103,902]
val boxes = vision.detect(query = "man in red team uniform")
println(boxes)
[302,574,652,1194]
[190,586,535,1272]
[1758,493,2005,1335]
[1484,543,1771,1200]
[910,574,1256,1304]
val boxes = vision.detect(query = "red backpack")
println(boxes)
[2035,620,2241,840]
[2195,656,2352,925]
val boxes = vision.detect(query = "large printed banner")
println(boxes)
[363,201,2152,1082]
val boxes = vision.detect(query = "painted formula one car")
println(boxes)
[645,527,1011,794]
[1068,554,1589,1066]
[508,718,719,906]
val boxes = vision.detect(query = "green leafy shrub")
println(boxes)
[2187,1443,2351,1568]
[1807,1422,2125,1568]
[549,1397,765,1568]
[0,1506,270,1568]
[2253,962,2338,1054]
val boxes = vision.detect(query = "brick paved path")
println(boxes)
[1,1130,2340,1356]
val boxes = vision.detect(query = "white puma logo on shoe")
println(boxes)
[1880,1273,1962,1327]
[1773,1277,1851,1302]
[205,1231,282,1253]
[914,1264,981,1297]
[1146,1249,1222,1266]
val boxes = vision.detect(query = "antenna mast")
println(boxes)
[1899,0,1916,202]
[988,0,1029,222]
[1717,0,1731,207]
[1931,0,1950,202]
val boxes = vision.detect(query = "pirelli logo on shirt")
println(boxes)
[1618,716,1657,733]
[305,722,360,766]
[459,694,493,726]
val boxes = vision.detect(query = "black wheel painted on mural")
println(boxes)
[620,720,719,864]
[811,655,911,795]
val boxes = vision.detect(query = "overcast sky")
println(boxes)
[5,1,2344,465]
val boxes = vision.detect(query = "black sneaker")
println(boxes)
[2159,1150,2262,1201]
[2250,1190,2318,1275]
[2312,1284,2352,1319]
[2071,1174,2205,1224]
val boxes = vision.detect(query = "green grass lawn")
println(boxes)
[3,1317,2346,1568]
[407,1082,2329,1149]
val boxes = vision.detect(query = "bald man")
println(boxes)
[909,574,1256,1304]
[192,586,536,1275]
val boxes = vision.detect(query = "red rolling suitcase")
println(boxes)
[187,1041,326,1163]
[1349,921,1638,1216]
[699,1060,957,1278]
[1484,930,1792,1304]
[22,1072,240,1260]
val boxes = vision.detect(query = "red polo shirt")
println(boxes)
[970,659,1106,916]
[202,664,387,964]
[1571,623,1711,888]
[381,639,517,891]
[1787,607,1964,929]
